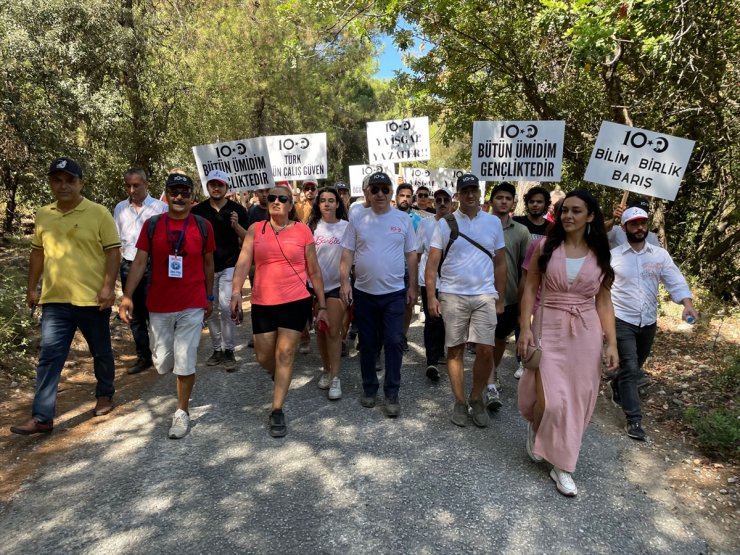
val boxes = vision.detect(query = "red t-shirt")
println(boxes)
[252,221,314,306]
[136,214,216,313]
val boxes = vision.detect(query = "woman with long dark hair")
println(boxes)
[517,189,618,497]
[230,185,328,438]
[307,187,349,399]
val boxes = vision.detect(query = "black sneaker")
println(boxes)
[625,421,646,441]
[222,349,237,372]
[402,336,409,352]
[206,350,223,366]
[269,409,287,438]
[127,358,152,375]
[426,365,440,382]
[247,338,255,348]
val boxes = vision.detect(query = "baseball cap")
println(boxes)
[48,157,83,179]
[628,197,650,213]
[303,179,318,188]
[205,169,230,186]
[434,187,453,199]
[456,173,479,191]
[165,173,194,189]
[621,207,649,225]
[367,172,392,187]
[335,181,349,190]
[275,181,291,188]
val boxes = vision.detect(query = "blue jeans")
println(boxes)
[354,288,405,399]
[614,318,657,422]
[120,259,152,361]
[32,304,116,423]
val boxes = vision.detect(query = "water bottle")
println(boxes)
[686,315,696,324]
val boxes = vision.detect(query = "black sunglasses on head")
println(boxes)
[267,194,290,204]
[369,185,391,195]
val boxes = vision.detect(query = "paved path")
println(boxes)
[0,317,708,554]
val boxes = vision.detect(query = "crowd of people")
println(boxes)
[10,156,698,498]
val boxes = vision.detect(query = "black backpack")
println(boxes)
[439,213,493,273]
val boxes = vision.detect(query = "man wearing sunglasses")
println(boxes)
[191,169,249,371]
[119,173,215,439]
[340,172,418,417]
[414,185,436,215]
[295,179,319,223]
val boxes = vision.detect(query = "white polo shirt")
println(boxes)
[113,195,168,261]
[610,242,692,327]
[342,207,417,295]
[430,208,505,296]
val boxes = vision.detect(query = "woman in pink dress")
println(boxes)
[517,189,618,497]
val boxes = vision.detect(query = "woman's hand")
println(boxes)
[315,308,330,331]
[603,343,619,372]
[517,328,534,359]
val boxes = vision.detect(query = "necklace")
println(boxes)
[271,221,289,234]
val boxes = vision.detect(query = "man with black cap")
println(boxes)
[191,169,249,371]
[119,173,215,439]
[340,171,418,417]
[335,181,351,211]
[114,167,167,375]
[609,206,697,441]
[11,157,121,435]
[425,173,507,428]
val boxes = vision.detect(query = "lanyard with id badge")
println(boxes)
[166,214,190,278]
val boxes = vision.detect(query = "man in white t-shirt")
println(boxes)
[340,172,418,417]
[113,167,167,375]
[425,173,507,428]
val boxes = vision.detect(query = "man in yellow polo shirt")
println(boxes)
[10,157,121,435]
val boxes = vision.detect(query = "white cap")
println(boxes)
[621,207,649,225]
[434,187,453,199]
[206,169,230,186]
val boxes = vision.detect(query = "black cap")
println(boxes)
[456,173,479,191]
[367,172,392,186]
[335,181,349,190]
[48,157,83,179]
[491,181,516,197]
[165,173,194,189]
[628,197,650,213]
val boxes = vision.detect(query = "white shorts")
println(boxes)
[149,308,205,376]
[439,292,498,347]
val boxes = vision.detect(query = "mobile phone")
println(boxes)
[316,319,329,333]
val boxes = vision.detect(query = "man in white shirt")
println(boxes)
[606,197,662,250]
[610,207,697,441]
[113,168,167,374]
[425,173,507,428]
[340,172,418,417]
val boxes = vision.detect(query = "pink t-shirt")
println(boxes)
[252,221,314,306]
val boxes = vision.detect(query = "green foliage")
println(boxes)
[0,237,36,376]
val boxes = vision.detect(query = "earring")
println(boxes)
[587,223,591,235]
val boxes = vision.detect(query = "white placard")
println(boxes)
[584,121,695,201]
[192,137,274,194]
[472,121,565,182]
[403,168,468,191]
[367,117,431,163]
[348,164,396,197]
[265,132,327,181]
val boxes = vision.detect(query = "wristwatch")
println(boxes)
[207,294,216,302]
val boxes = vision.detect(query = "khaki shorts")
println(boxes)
[149,308,205,376]
[439,292,498,347]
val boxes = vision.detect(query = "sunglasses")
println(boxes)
[435,197,451,204]
[417,193,429,198]
[267,194,290,204]
[369,185,391,195]
[303,185,317,191]
[168,189,192,199]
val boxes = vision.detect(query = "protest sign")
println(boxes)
[402,168,468,190]
[265,133,327,180]
[348,164,396,196]
[192,137,274,194]
[584,121,695,201]
[471,121,565,181]
[367,117,431,163]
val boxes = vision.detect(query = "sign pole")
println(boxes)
[620,190,629,208]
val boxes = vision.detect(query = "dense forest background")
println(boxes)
[1,0,737,300]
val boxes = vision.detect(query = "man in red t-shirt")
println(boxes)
[119,173,215,439]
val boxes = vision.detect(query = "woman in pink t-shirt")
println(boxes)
[231,186,328,438]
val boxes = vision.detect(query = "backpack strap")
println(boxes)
[438,213,493,274]
[146,214,163,250]
[191,214,209,256]
[147,213,209,256]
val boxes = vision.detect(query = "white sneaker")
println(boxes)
[484,385,502,412]
[168,409,190,439]
[328,377,342,400]
[526,422,543,462]
[550,466,578,497]
[317,371,331,390]
[514,362,524,379]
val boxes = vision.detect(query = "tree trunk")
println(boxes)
[2,164,18,237]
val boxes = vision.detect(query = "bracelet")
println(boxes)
[231,293,241,298]
[207,294,215,302]
[317,306,327,311]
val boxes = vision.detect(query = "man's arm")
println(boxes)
[424,247,442,317]
[339,248,354,305]
[405,250,418,305]
[97,247,121,310]
[230,207,249,239]
[204,251,215,319]
[493,247,507,314]
[119,249,149,323]
[27,248,44,308]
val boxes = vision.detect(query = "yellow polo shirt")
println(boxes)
[32,198,121,306]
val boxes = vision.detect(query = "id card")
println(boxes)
[168,255,183,278]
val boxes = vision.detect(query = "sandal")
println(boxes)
[269,409,287,438]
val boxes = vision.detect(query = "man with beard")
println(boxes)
[609,207,697,441]
[191,169,249,371]
[295,179,318,223]
[513,186,550,240]
[413,185,435,215]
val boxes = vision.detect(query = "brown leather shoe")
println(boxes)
[10,418,54,435]
[93,396,115,416]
